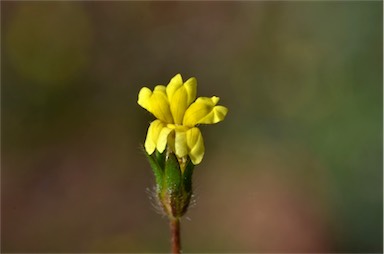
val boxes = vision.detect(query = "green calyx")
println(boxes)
[145,150,194,218]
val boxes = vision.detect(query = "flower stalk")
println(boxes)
[170,218,181,254]
[138,74,228,253]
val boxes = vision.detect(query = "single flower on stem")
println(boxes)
[137,74,228,253]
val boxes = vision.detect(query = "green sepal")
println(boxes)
[155,150,165,170]
[151,152,196,219]
[178,158,194,216]
[164,153,181,194]
[182,159,194,194]
[144,151,164,192]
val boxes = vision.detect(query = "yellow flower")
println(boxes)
[138,74,228,165]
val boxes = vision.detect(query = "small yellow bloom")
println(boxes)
[138,74,228,165]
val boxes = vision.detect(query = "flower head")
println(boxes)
[138,74,228,165]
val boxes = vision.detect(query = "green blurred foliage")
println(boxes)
[1,2,382,253]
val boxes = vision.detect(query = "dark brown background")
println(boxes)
[2,1,382,253]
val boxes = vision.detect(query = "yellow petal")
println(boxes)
[137,87,152,112]
[144,120,166,154]
[186,127,205,165]
[183,96,228,127]
[183,77,197,105]
[175,130,188,158]
[168,76,198,124]
[138,85,174,123]
[150,85,174,123]
[166,74,183,102]
[169,86,189,124]
[156,126,173,153]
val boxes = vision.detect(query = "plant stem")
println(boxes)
[170,217,181,254]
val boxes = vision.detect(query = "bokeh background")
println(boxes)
[1,1,382,253]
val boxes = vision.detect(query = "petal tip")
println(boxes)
[171,73,183,84]
[138,87,152,109]
[211,96,220,104]
[144,140,156,155]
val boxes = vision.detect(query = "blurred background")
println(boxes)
[1,2,382,253]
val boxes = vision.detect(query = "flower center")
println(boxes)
[167,124,189,132]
